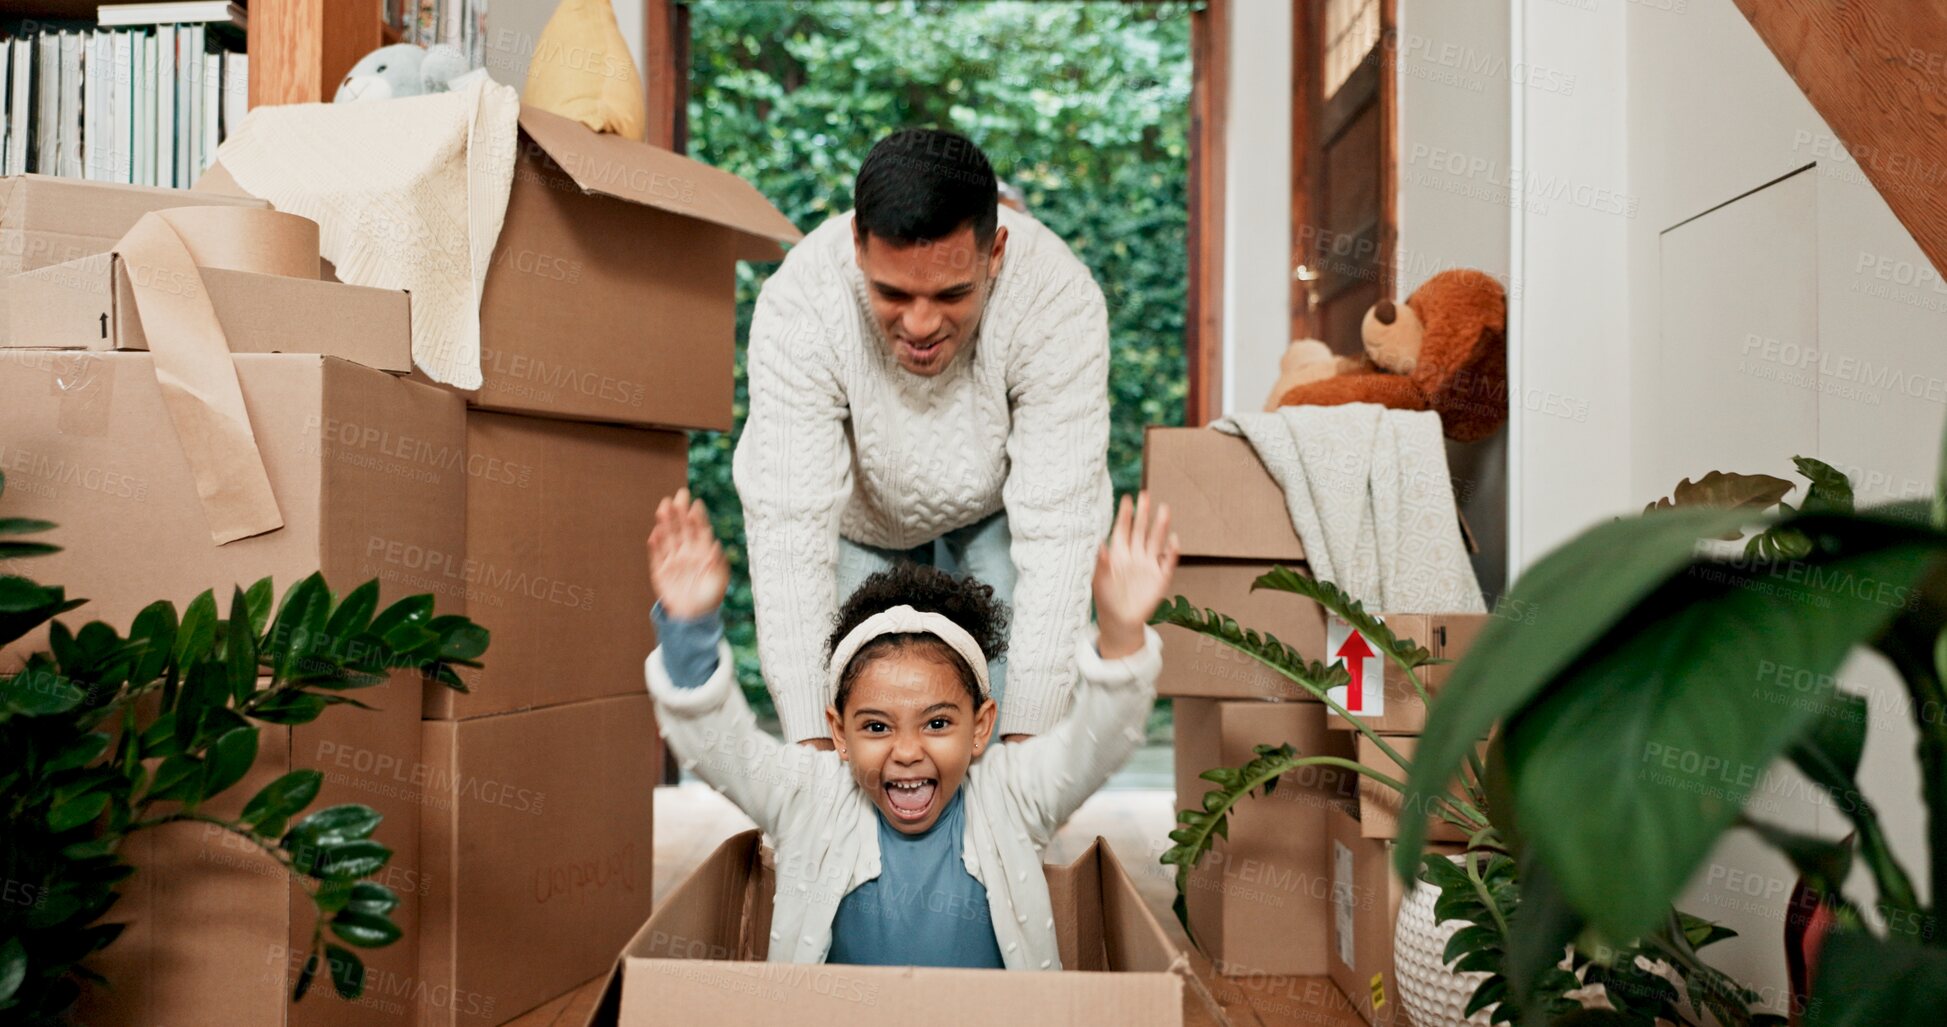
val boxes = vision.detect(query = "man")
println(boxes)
[733,127,1111,749]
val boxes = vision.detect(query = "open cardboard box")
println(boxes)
[201,107,802,431]
[582,830,1229,1027]
[6,250,412,372]
[0,174,267,342]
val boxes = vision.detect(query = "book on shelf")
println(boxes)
[97,3,246,31]
[0,20,246,188]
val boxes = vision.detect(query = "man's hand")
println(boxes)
[1093,492,1179,661]
[1002,733,1033,744]
[647,488,730,620]
[799,737,837,751]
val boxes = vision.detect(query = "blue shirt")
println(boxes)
[651,602,1004,968]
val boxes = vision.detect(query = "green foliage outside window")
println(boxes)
[685,0,1195,714]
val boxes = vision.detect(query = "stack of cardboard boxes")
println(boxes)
[0,105,799,1026]
[1142,426,1487,1026]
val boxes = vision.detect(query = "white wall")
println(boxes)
[1395,0,1513,598]
[1511,0,1631,571]
[1220,0,1295,418]
[1515,0,1947,1009]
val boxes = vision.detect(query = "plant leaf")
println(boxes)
[203,727,260,798]
[4,668,86,715]
[241,769,322,828]
[226,587,259,705]
[46,732,112,774]
[1147,596,1347,698]
[322,580,380,656]
[1254,566,1435,667]
[47,790,109,832]
[250,691,327,725]
[1644,471,1794,516]
[291,804,384,848]
[174,590,217,665]
[0,936,26,1004]
[244,577,274,638]
[325,943,364,1000]
[329,909,402,948]
[1503,510,1942,941]
[345,882,398,918]
[292,948,320,1002]
[314,839,390,881]
[1806,929,1947,1026]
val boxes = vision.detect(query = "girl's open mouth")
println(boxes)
[884,778,938,821]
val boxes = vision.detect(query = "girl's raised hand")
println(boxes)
[1093,491,1179,661]
[647,488,730,620]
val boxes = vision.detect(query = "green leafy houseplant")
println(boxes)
[1398,436,1947,1025]
[1155,569,1775,1024]
[0,472,488,1023]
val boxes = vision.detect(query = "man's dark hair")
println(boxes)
[853,128,999,248]
[827,562,1009,713]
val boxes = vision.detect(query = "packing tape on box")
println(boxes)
[113,207,323,545]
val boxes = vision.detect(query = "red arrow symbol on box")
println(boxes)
[1336,631,1376,711]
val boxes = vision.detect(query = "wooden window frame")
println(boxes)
[1290,0,1397,345]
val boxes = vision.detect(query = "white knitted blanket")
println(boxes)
[211,79,522,388]
[1217,405,1484,613]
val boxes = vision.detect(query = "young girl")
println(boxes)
[644,488,1176,969]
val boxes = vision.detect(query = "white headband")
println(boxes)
[828,605,991,704]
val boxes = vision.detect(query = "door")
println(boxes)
[1291,0,1396,353]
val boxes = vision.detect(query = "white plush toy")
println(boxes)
[334,43,487,102]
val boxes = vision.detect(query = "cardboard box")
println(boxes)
[1353,736,1486,844]
[1323,614,1491,734]
[464,108,801,429]
[210,108,802,430]
[583,830,1214,1027]
[1140,425,1477,560]
[1159,560,1328,701]
[1326,804,1413,1026]
[423,412,686,719]
[0,174,267,341]
[7,251,412,372]
[0,351,465,662]
[420,695,659,1026]
[1,350,457,1024]
[1172,699,1358,976]
[75,678,432,1027]
[1143,427,1306,561]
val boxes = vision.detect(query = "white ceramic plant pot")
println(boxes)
[1394,855,1495,1027]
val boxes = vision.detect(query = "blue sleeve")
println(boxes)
[650,601,723,689]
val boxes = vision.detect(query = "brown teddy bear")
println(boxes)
[1264,268,1507,443]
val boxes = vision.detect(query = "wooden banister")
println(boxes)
[1734,0,1947,276]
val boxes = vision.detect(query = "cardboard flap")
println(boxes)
[1098,842,1183,974]
[9,253,116,346]
[1045,840,1107,972]
[517,106,802,253]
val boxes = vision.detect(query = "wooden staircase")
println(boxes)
[1733,0,1947,276]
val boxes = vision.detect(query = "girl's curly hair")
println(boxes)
[827,562,1009,713]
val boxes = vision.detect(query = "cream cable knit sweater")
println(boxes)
[732,206,1112,742]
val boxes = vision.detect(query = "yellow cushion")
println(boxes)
[521,0,648,141]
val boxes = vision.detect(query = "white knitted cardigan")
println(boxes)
[732,206,1113,742]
